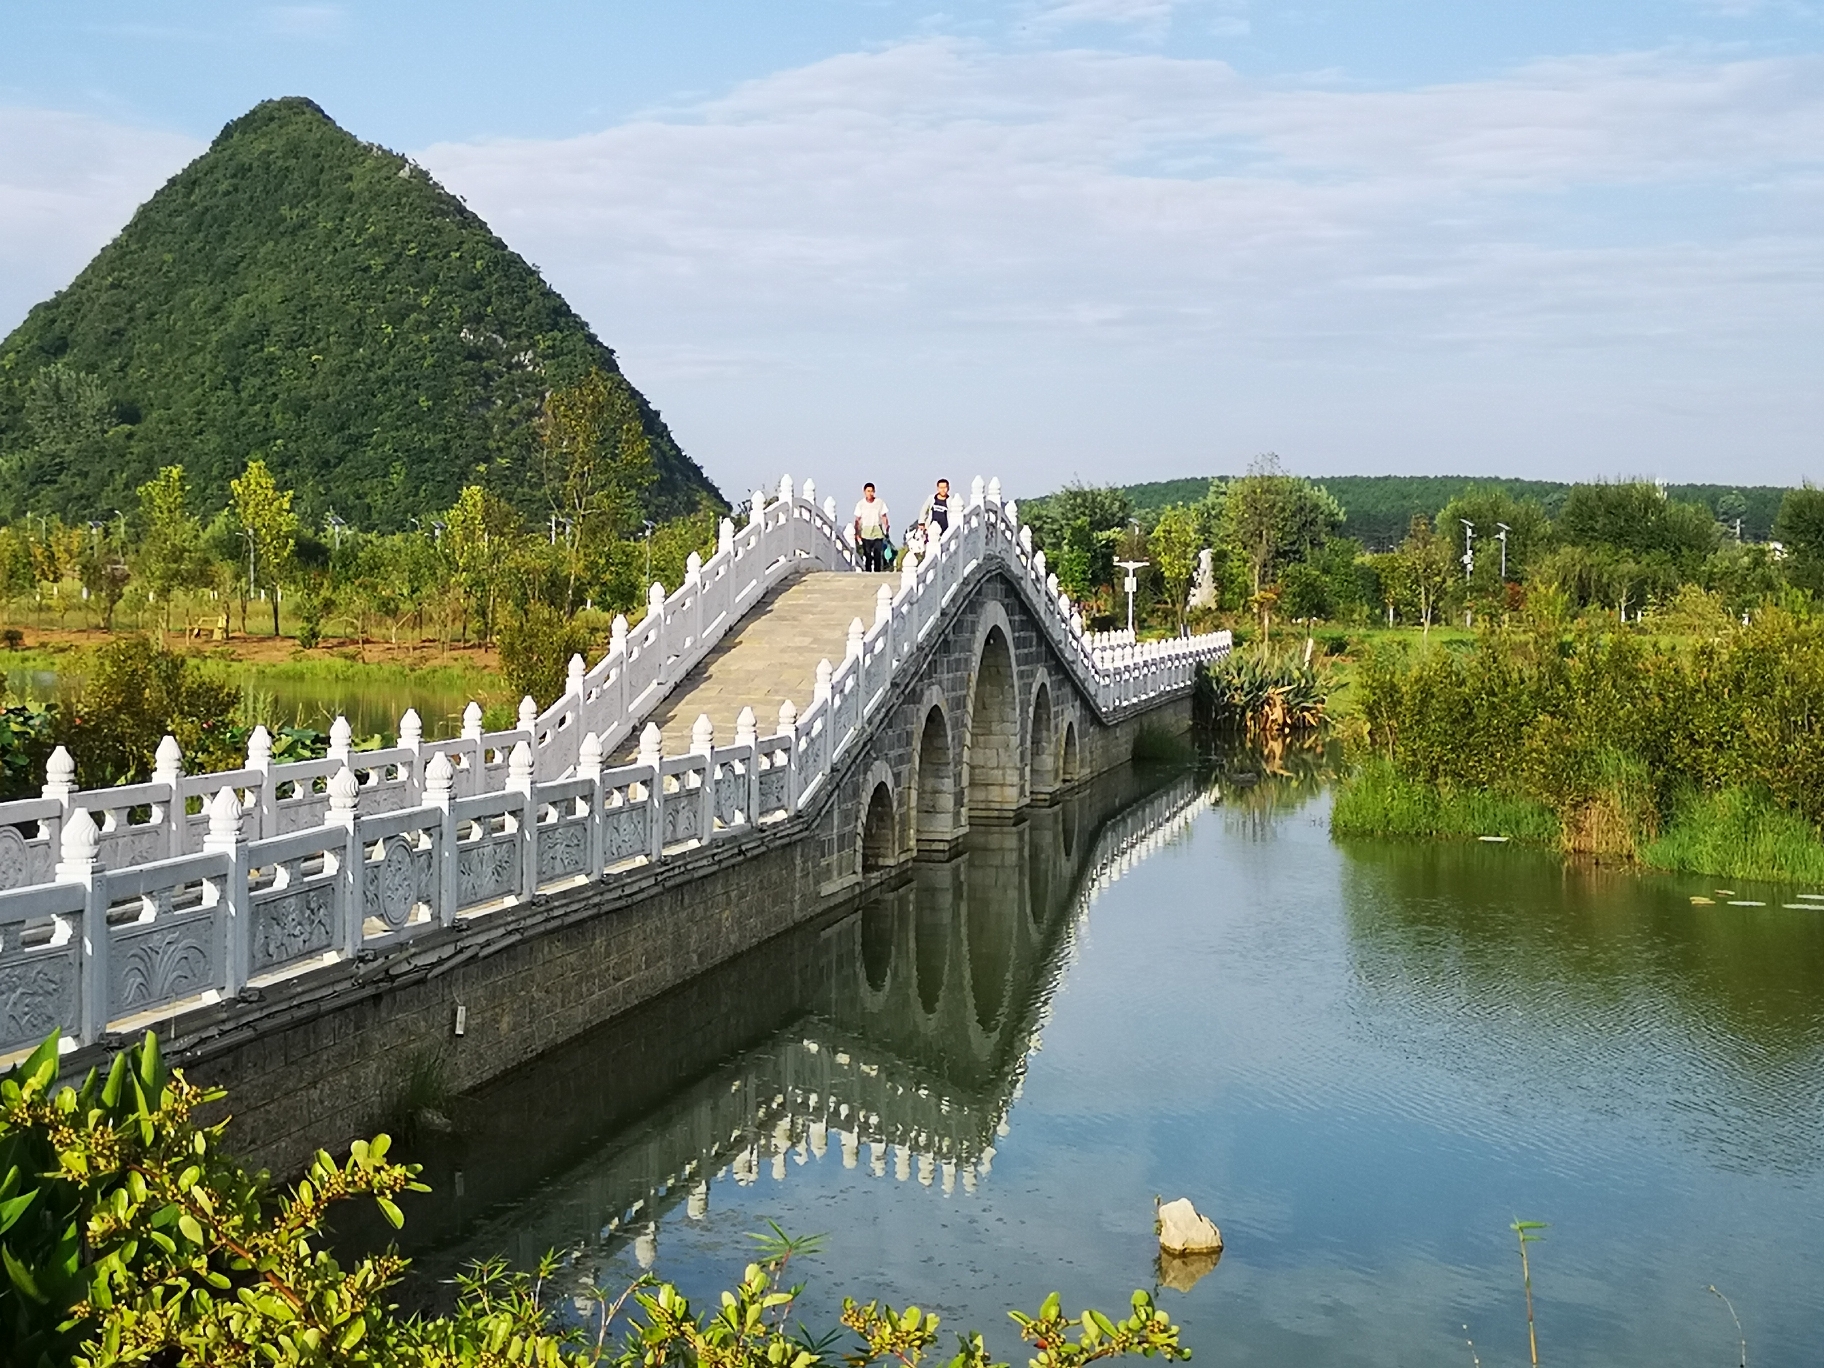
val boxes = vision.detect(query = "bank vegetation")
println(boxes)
[1332,609,1824,884]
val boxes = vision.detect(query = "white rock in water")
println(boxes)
[1158,1197,1223,1255]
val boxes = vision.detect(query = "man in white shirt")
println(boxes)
[854,483,890,571]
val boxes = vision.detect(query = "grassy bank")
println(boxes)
[1330,757,1561,845]
[1333,757,1824,886]
[1641,788,1824,885]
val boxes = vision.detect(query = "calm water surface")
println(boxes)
[393,761,1824,1366]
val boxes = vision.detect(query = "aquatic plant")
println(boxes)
[1195,648,1330,739]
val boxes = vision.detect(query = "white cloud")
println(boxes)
[412,42,1824,488]
[0,108,202,330]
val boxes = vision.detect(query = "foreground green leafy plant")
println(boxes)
[1,1031,1189,1368]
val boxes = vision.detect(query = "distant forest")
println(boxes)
[1063,475,1794,549]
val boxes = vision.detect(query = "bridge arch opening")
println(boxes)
[1060,719,1080,787]
[915,705,957,855]
[1029,680,1055,801]
[861,899,895,991]
[967,625,1021,818]
[861,781,897,873]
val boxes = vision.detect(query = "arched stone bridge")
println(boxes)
[0,475,1228,1167]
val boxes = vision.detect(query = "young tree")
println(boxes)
[1218,454,1345,599]
[1151,504,1201,631]
[1774,486,1824,595]
[76,523,131,631]
[134,465,210,635]
[538,369,657,612]
[1394,515,1454,635]
[228,459,298,636]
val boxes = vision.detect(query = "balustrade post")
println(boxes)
[567,653,586,699]
[41,746,74,861]
[649,581,668,688]
[398,708,424,805]
[846,619,865,728]
[691,714,715,840]
[152,735,184,858]
[578,732,605,880]
[423,750,459,926]
[778,700,799,813]
[328,716,352,765]
[639,723,665,865]
[875,585,893,686]
[687,551,704,650]
[735,707,758,827]
[461,702,485,796]
[58,809,107,1045]
[326,766,363,958]
[814,660,834,786]
[611,614,630,735]
[203,787,251,995]
[508,740,537,902]
[779,475,796,557]
[245,726,272,841]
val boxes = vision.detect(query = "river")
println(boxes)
[383,757,1824,1366]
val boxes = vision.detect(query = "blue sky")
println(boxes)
[3,2,1822,498]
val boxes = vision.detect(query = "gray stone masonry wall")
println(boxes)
[169,565,1194,1174]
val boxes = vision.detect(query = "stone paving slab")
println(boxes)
[618,569,900,759]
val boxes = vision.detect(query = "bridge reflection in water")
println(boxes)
[392,763,1217,1299]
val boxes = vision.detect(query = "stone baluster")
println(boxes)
[397,707,424,805]
[718,516,735,558]
[639,723,665,865]
[1005,498,1018,527]
[56,808,109,1043]
[326,766,362,957]
[750,488,766,529]
[735,706,758,828]
[690,715,716,837]
[567,653,586,697]
[986,476,1001,507]
[517,694,538,736]
[875,583,894,670]
[328,715,353,764]
[846,618,866,725]
[152,734,185,857]
[777,700,800,813]
[423,750,459,924]
[686,551,705,648]
[970,475,985,508]
[577,732,606,880]
[204,787,252,994]
[245,725,272,841]
[778,474,797,556]
[508,739,537,902]
[649,580,668,688]
[1019,525,1032,557]
[461,701,485,797]
[611,614,631,734]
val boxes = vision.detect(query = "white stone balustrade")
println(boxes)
[0,475,1229,1060]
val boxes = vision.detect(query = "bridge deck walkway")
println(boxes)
[619,569,899,759]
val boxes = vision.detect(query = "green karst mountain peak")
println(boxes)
[0,95,720,528]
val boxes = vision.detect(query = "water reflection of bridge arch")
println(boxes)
[401,766,1220,1296]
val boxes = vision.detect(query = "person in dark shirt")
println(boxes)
[921,478,951,537]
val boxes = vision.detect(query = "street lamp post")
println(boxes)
[1496,523,1510,581]
[1114,559,1149,637]
[1459,519,1475,583]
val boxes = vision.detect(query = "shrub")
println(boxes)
[0,1030,1191,1368]
[497,604,597,710]
[57,635,242,786]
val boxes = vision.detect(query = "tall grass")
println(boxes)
[1331,756,1561,845]
[1643,787,1824,884]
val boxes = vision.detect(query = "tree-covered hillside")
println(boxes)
[0,97,720,529]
